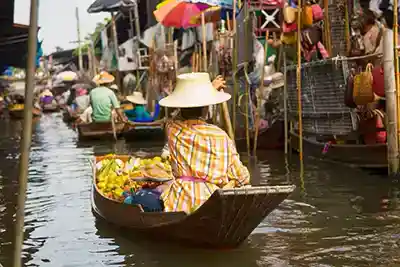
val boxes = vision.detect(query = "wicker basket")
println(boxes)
[286,58,356,135]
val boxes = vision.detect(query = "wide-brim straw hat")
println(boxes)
[110,84,119,91]
[159,72,231,108]
[126,92,147,105]
[263,72,284,90]
[92,71,115,85]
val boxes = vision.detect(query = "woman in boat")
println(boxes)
[152,73,249,214]
[124,92,160,122]
[72,87,90,115]
[39,88,54,105]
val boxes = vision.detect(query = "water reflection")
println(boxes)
[0,114,398,266]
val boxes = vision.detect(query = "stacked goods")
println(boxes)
[9,104,24,110]
[95,155,173,202]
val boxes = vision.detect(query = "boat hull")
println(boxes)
[8,107,42,119]
[77,122,125,140]
[290,132,387,168]
[91,155,295,248]
[41,103,59,113]
[123,120,165,142]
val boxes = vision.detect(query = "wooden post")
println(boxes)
[232,0,238,137]
[201,13,208,71]
[383,28,400,174]
[283,49,289,155]
[13,0,38,266]
[393,0,400,149]
[297,0,304,163]
[111,12,122,92]
[75,7,83,72]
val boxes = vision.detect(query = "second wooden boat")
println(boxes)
[41,103,59,113]
[77,121,125,140]
[290,131,387,168]
[91,155,295,248]
[8,105,42,119]
[123,120,165,142]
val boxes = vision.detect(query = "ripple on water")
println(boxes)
[0,114,399,267]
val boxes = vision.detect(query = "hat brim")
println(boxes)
[126,95,147,105]
[159,91,231,108]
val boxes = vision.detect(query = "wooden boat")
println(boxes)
[91,155,295,248]
[8,105,42,119]
[62,109,77,123]
[77,121,125,140]
[290,131,387,168]
[123,119,165,141]
[236,120,284,151]
[41,103,59,113]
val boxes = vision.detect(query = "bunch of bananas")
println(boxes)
[95,155,173,201]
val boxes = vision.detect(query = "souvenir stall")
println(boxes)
[284,0,391,169]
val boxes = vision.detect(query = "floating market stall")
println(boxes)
[91,154,295,248]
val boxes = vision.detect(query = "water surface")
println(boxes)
[0,113,399,267]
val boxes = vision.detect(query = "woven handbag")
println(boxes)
[353,63,375,105]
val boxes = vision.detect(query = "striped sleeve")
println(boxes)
[226,138,250,186]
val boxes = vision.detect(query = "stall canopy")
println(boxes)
[88,0,133,13]
[0,24,30,69]
[0,0,15,28]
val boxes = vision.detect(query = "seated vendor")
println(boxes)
[128,73,250,213]
[125,92,158,122]
[73,87,90,114]
[89,71,126,123]
[39,88,54,105]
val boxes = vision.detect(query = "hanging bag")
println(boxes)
[372,65,385,97]
[311,4,324,21]
[344,69,357,108]
[282,22,298,32]
[353,63,375,105]
[283,3,297,24]
[302,5,314,26]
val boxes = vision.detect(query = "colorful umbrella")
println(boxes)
[154,0,220,29]
[183,0,233,10]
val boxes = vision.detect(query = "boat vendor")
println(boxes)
[72,87,90,115]
[130,73,250,214]
[110,84,125,102]
[125,92,160,122]
[77,72,127,124]
[39,88,54,105]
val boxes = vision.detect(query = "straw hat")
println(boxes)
[40,89,53,97]
[263,72,284,90]
[159,73,231,108]
[110,84,119,91]
[126,92,147,105]
[92,71,115,85]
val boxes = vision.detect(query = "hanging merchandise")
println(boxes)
[344,68,358,108]
[302,4,314,26]
[283,3,297,23]
[311,2,324,21]
[281,32,297,45]
[353,63,375,105]
[372,65,385,97]
[282,22,298,32]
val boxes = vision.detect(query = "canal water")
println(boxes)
[0,113,399,267]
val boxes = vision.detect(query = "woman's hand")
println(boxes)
[212,75,226,91]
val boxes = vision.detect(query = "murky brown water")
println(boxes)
[0,113,399,267]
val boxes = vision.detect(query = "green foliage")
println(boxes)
[73,17,111,57]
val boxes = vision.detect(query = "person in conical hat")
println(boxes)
[124,92,156,122]
[88,71,127,123]
[135,73,249,214]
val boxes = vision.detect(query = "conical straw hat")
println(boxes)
[92,71,115,85]
[126,92,147,105]
[159,72,231,108]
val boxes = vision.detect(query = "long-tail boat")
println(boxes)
[77,121,125,140]
[91,155,295,248]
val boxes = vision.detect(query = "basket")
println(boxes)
[286,58,356,135]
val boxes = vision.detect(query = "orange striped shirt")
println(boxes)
[161,119,250,213]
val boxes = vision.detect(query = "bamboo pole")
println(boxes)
[323,0,332,55]
[244,3,251,156]
[393,0,400,149]
[253,30,269,156]
[383,28,400,174]
[111,12,122,91]
[201,13,208,71]
[283,50,289,155]
[297,0,304,163]
[13,0,38,266]
[232,0,238,138]
[75,7,83,72]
